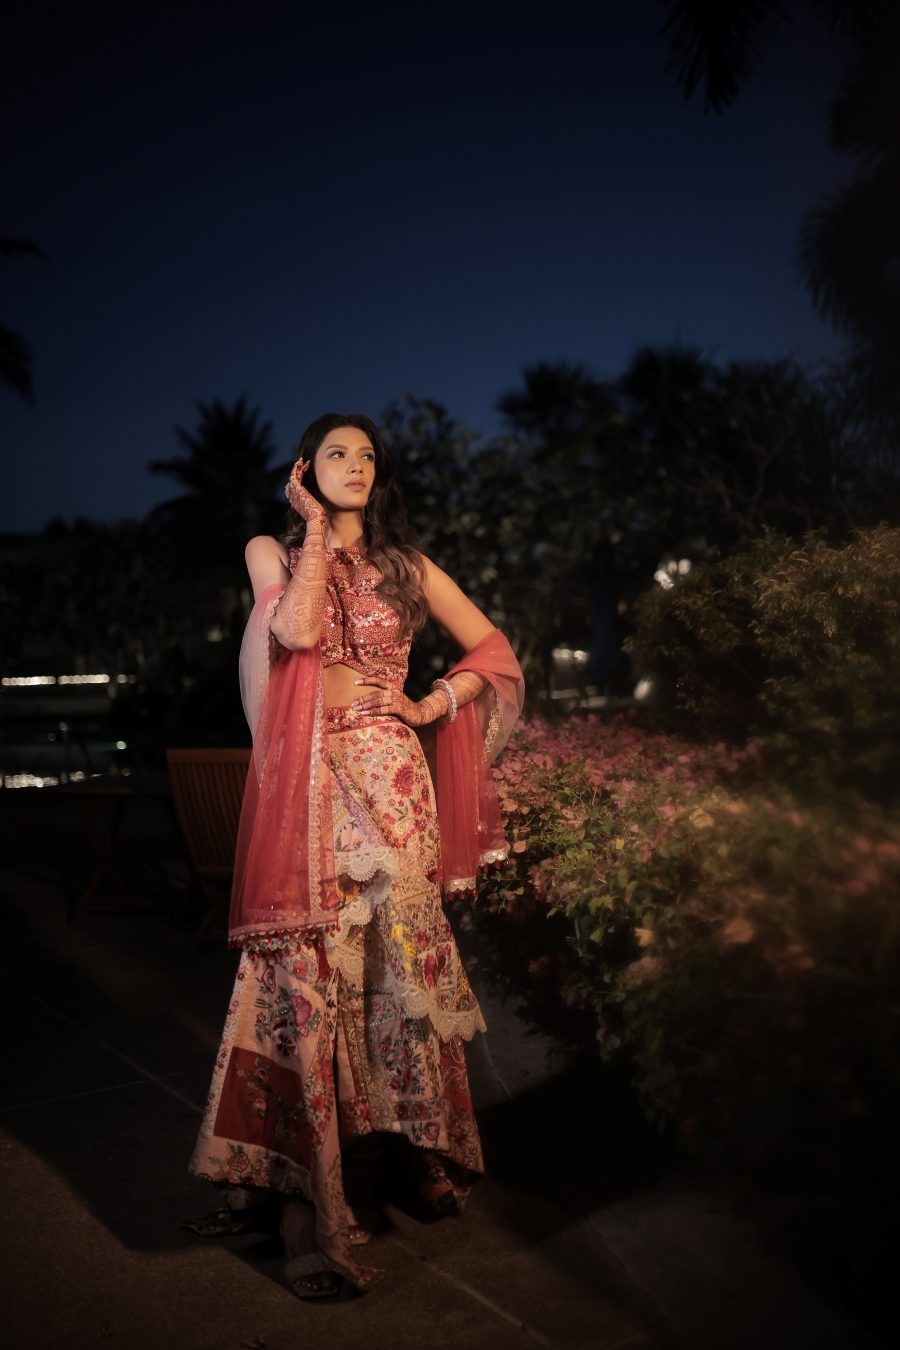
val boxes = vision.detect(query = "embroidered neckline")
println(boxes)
[288,542,367,560]
[327,544,367,561]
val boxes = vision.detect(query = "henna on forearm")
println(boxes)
[407,671,487,728]
[445,670,487,709]
[405,687,452,727]
[271,520,328,649]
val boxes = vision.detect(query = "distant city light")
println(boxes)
[1,672,135,687]
[116,741,127,750]
[552,646,589,665]
[653,570,674,589]
[634,678,654,701]
[3,773,61,789]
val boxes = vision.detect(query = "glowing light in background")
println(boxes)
[653,558,693,589]
[1,673,136,686]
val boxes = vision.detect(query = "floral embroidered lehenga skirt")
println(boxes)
[189,710,486,1288]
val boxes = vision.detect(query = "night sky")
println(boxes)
[4,0,849,533]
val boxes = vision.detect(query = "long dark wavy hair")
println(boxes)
[278,412,428,638]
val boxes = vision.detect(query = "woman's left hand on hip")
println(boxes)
[351,680,424,726]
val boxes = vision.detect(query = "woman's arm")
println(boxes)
[419,554,495,652]
[244,535,290,602]
[351,553,493,725]
[419,555,492,711]
[244,526,328,651]
[245,459,330,651]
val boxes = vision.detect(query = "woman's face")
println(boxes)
[313,425,376,511]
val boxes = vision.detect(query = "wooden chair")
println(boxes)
[165,747,251,949]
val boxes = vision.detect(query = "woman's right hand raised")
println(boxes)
[285,459,329,525]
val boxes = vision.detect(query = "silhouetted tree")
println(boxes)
[147,396,291,585]
[661,0,900,442]
[0,237,47,402]
[497,362,632,684]
[660,1,891,115]
[799,40,900,448]
[616,346,855,552]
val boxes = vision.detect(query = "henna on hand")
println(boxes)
[349,672,486,728]
[285,458,329,525]
[350,681,452,727]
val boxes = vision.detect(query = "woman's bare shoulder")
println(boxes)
[245,534,291,568]
[245,535,291,601]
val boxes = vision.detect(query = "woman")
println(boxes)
[186,413,524,1299]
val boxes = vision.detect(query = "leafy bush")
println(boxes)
[469,713,900,1222]
[625,525,900,801]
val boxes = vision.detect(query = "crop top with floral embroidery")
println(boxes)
[287,543,412,688]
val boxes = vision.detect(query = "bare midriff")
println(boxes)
[323,662,386,710]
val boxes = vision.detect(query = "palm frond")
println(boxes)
[660,0,787,114]
[0,323,34,402]
[0,237,48,261]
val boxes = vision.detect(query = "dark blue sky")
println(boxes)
[3,0,849,532]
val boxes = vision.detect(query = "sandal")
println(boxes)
[181,1206,263,1237]
[413,1151,460,1222]
[285,1251,342,1301]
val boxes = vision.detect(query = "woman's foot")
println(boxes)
[345,1199,377,1246]
[281,1195,345,1298]
[412,1149,460,1221]
[181,1206,260,1237]
[182,1187,276,1237]
[284,1250,342,1300]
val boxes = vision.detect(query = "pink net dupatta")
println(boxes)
[433,627,525,895]
[228,583,341,949]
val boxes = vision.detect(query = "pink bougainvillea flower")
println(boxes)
[625,954,662,984]
[528,955,553,977]
[722,916,755,944]
[783,942,815,972]
[528,864,547,898]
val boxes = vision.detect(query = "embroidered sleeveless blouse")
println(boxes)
[287,543,412,688]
